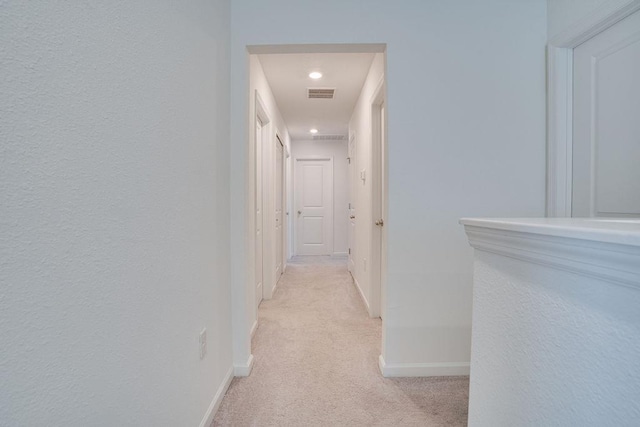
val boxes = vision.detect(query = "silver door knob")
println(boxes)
[297,210,302,215]
[350,215,356,219]
[375,219,384,226]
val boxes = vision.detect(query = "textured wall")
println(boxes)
[230,0,547,371]
[0,1,232,425]
[469,250,640,425]
[547,0,631,40]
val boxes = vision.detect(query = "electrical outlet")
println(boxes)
[199,328,207,360]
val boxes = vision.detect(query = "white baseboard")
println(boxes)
[352,276,371,315]
[332,252,348,257]
[250,320,258,338]
[199,365,234,427]
[233,354,254,377]
[378,355,470,377]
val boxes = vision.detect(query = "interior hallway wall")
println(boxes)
[238,55,291,357]
[1,1,233,425]
[291,139,349,256]
[230,0,547,375]
[348,53,385,315]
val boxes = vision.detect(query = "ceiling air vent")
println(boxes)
[312,134,347,141]
[307,88,335,99]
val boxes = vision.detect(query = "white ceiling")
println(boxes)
[257,52,376,140]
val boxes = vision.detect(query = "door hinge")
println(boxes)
[347,157,351,164]
[348,248,351,255]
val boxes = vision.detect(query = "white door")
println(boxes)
[572,10,640,217]
[347,135,356,272]
[370,99,385,319]
[275,137,284,282]
[295,158,333,256]
[255,119,264,313]
[379,103,386,318]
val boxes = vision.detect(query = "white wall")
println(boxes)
[348,53,385,314]
[291,140,349,256]
[547,0,633,40]
[230,0,547,375]
[468,248,640,426]
[0,1,233,425]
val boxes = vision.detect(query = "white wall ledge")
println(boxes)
[460,218,640,290]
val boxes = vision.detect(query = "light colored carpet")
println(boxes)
[213,256,469,426]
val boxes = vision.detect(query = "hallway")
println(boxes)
[213,257,469,426]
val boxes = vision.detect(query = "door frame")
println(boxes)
[293,156,334,256]
[235,44,387,376]
[547,0,640,217]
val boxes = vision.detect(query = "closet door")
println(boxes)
[572,11,640,217]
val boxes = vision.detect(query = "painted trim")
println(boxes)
[547,0,640,217]
[546,45,573,217]
[233,354,255,377]
[331,252,348,257]
[247,43,386,55]
[198,366,234,427]
[463,224,640,290]
[250,319,258,338]
[378,355,470,377]
[352,275,371,315]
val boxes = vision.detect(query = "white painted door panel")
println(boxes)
[573,10,640,217]
[295,158,333,255]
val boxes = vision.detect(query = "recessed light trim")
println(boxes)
[310,128,318,134]
[309,71,323,79]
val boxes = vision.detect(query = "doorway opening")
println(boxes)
[243,43,387,375]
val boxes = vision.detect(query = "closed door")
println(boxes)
[295,158,333,255]
[572,10,640,217]
[275,137,284,282]
[255,119,264,312]
[347,135,356,272]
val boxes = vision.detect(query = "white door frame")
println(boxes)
[547,0,640,217]
[236,44,387,376]
[370,75,385,319]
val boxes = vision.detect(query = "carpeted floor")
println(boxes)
[213,256,469,426]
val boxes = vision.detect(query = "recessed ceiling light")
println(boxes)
[310,128,318,134]
[309,72,323,79]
